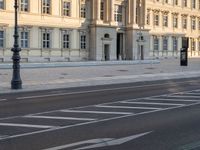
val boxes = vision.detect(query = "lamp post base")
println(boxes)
[11,80,22,89]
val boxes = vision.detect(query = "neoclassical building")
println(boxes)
[0,0,199,62]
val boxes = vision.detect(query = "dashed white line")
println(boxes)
[60,110,133,115]
[25,115,96,121]
[0,123,56,129]
[95,105,161,110]
[145,97,199,102]
[120,101,184,106]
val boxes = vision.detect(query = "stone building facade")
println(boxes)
[0,0,199,62]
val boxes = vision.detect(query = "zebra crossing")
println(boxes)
[0,89,200,141]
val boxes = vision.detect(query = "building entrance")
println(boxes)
[117,33,123,60]
[104,44,110,61]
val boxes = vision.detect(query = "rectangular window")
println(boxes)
[20,31,29,48]
[80,4,86,18]
[191,39,195,51]
[146,11,150,25]
[21,0,29,12]
[172,37,178,51]
[182,17,187,29]
[0,0,4,9]
[42,0,51,14]
[0,31,4,48]
[114,5,122,22]
[154,14,159,26]
[192,0,196,9]
[163,15,168,27]
[42,32,51,48]
[183,0,187,7]
[153,36,159,51]
[63,33,70,49]
[100,1,104,20]
[63,1,70,16]
[163,37,168,50]
[173,16,178,28]
[80,34,86,49]
[191,18,196,30]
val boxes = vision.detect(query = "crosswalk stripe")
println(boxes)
[145,97,199,102]
[0,123,55,129]
[121,101,183,106]
[25,115,96,121]
[60,110,133,115]
[95,105,161,110]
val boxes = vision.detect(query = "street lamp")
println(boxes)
[11,0,22,89]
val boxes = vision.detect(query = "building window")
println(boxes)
[42,32,51,48]
[172,37,178,51]
[146,10,150,25]
[163,37,168,50]
[191,39,195,51]
[173,0,178,5]
[192,0,196,9]
[63,1,70,16]
[20,0,29,12]
[191,18,196,30]
[183,0,187,7]
[42,0,51,14]
[173,15,178,28]
[163,15,168,27]
[114,5,122,22]
[62,33,70,49]
[80,4,86,18]
[0,31,4,48]
[20,31,29,48]
[0,0,4,9]
[182,17,187,29]
[154,14,159,26]
[80,34,86,49]
[153,36,159,51]
[100,0,104,20]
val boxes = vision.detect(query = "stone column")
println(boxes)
[110,0,115,23]
[97,0,101,20]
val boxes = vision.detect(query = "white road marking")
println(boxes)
[0,123,56,129]
[16,81,196,100]
[145,97,199,102]
[43,138,113,150]
[43,131,152,150]
[183,93,200,96]
[0,135,8,139]
[25,115,96,121]
[168,95,200,98]
[0,99,7,102]
[75,131,153,150]
[60,110,133,115]
[1,101,200,141]
[120,101,184,106]
[95,105,161,110]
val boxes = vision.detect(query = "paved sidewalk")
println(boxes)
[0,58,200,94]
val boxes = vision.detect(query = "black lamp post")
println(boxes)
[11,0,22,89]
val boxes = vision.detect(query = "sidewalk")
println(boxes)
[0,58,200,94]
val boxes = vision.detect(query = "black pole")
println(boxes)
[11,0,22,89]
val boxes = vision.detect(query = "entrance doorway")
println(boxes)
[104,44,110,61]
[117,33,123,60]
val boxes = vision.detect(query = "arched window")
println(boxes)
[104,33,110,38]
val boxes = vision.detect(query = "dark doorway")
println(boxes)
[117,33,123,60]
[104,44,110,61]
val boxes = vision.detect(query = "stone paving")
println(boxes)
[0,58,200,94]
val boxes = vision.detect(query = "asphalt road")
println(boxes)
[0,78,200,150]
